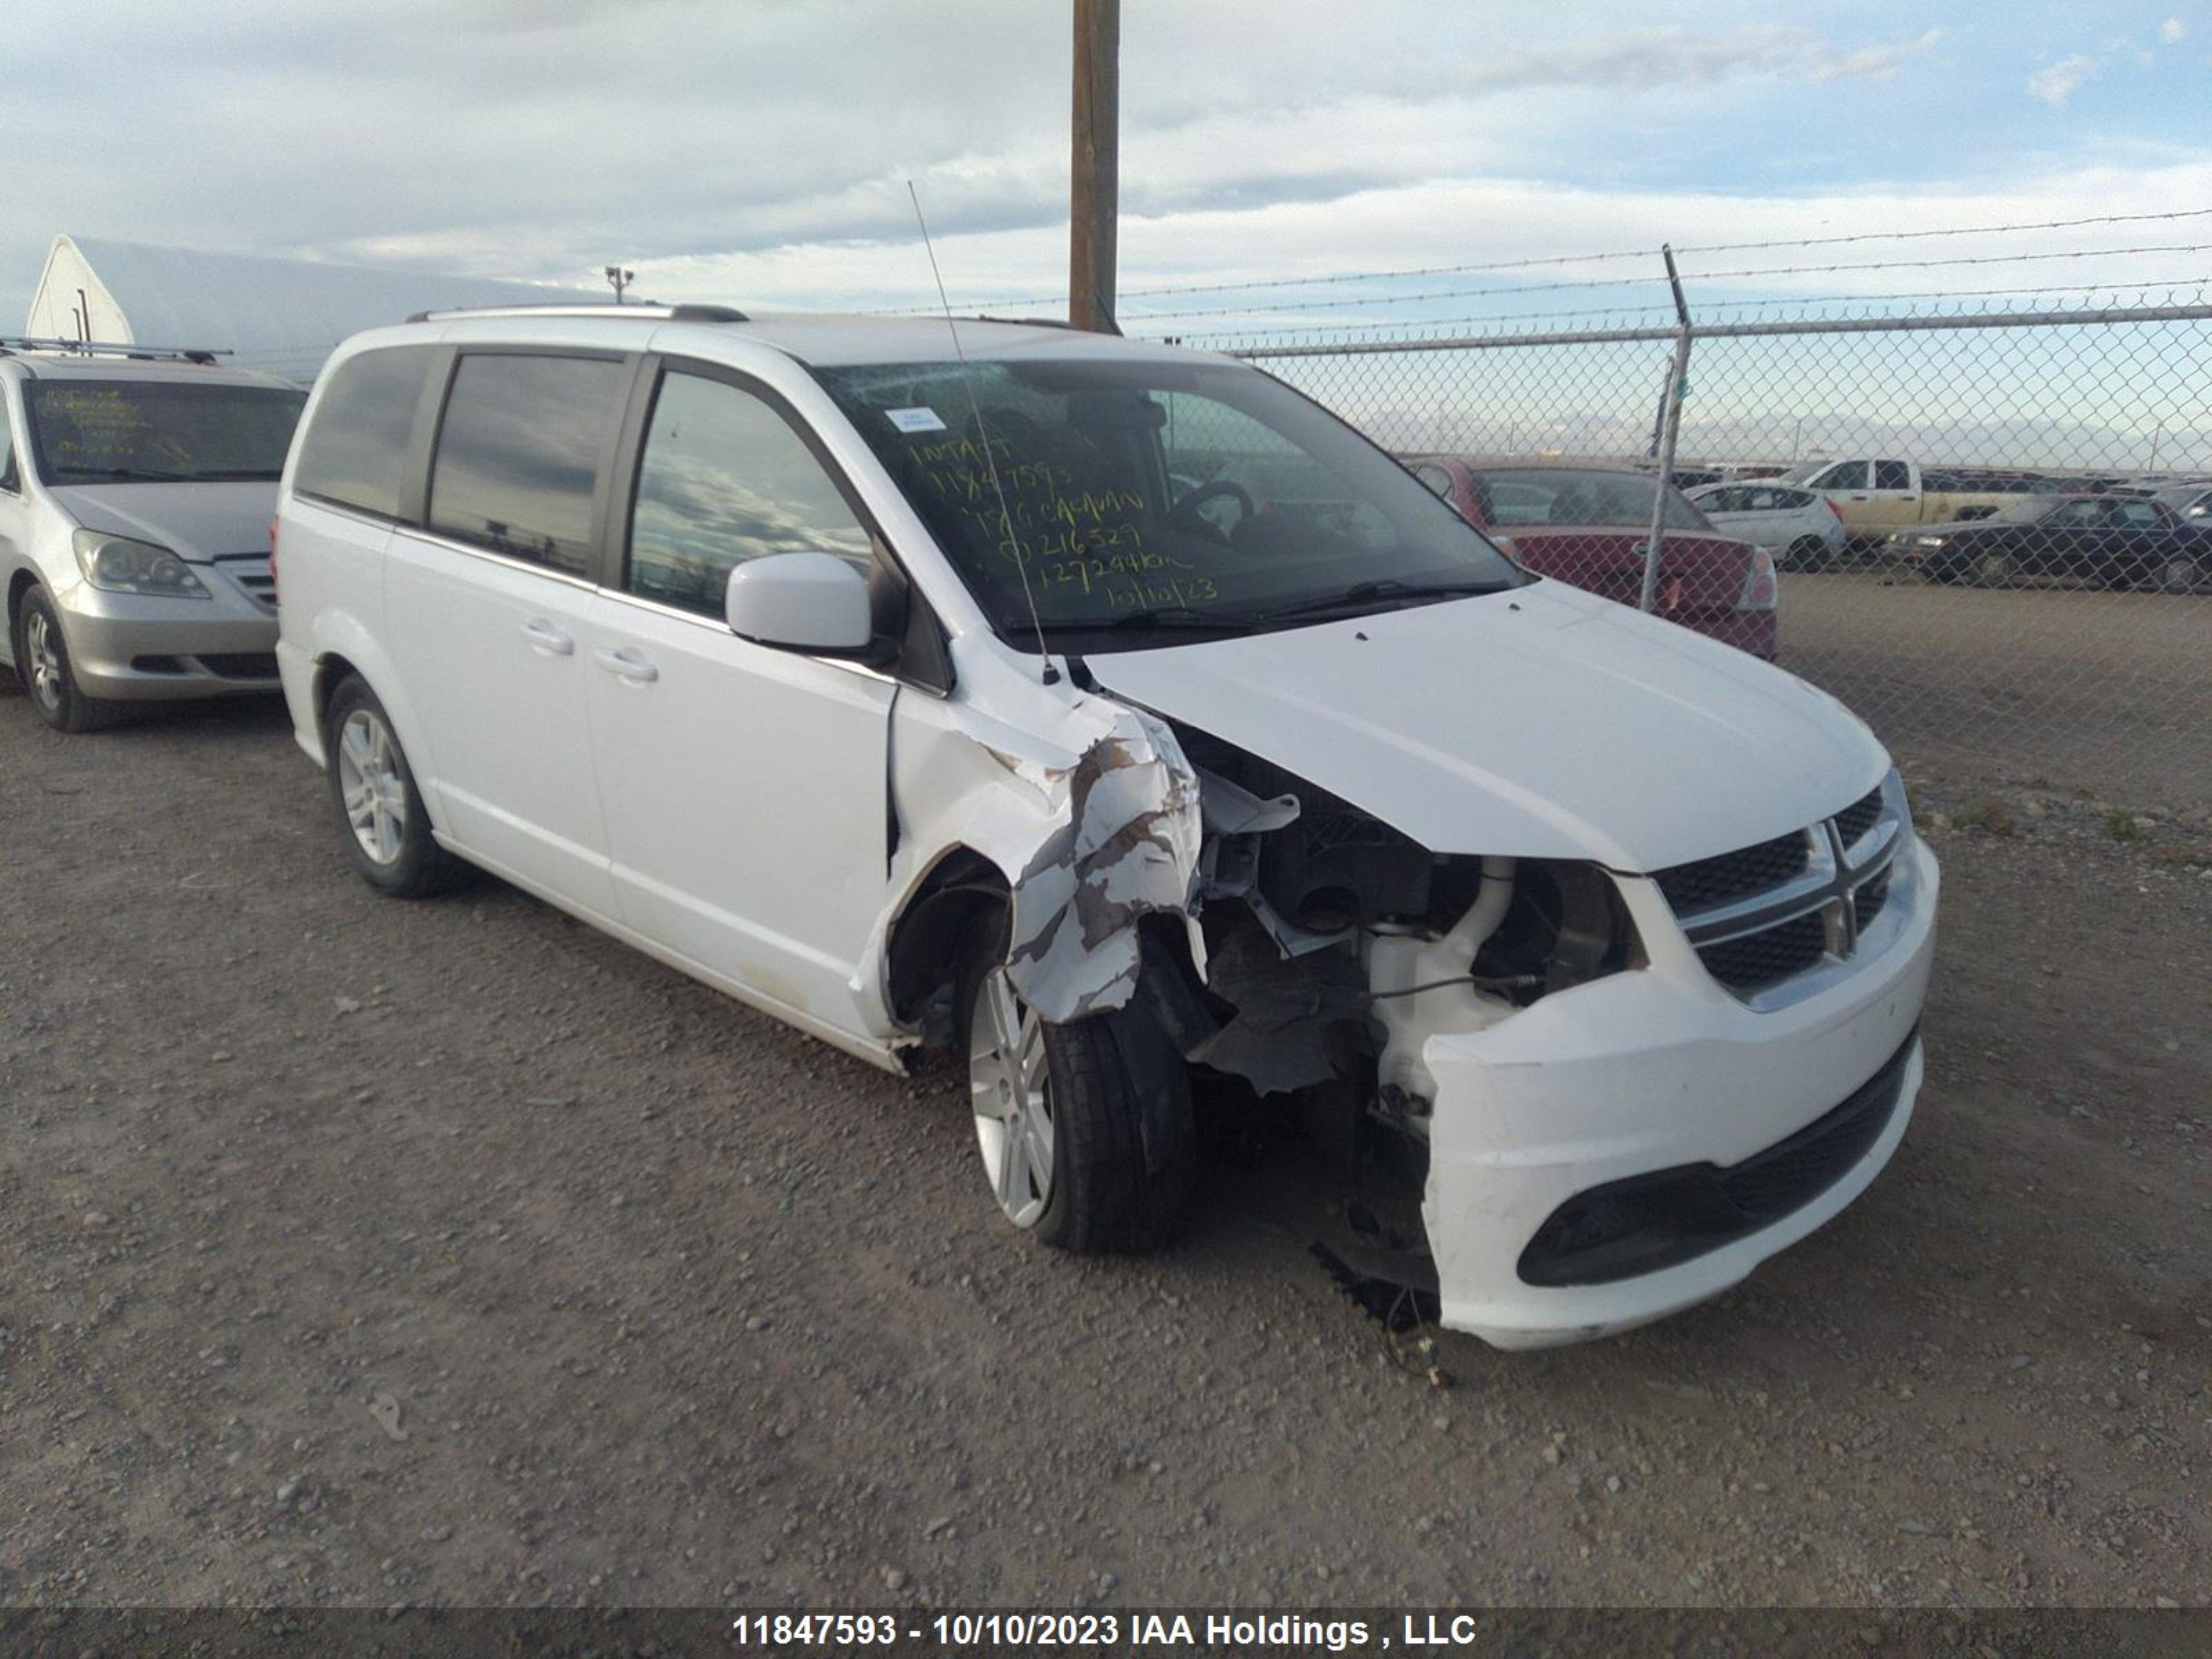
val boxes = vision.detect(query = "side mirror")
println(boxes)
[724,552,874,655]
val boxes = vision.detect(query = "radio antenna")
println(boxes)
[908,180,1058,686]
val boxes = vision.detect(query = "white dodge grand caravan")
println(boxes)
[274,304,1937,1348]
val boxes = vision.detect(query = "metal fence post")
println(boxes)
[1638,245,1694,615]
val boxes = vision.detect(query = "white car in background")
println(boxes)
[1687,480,1849,570]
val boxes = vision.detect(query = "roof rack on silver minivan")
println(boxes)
[0,335,227,364]
[402,303,751,325]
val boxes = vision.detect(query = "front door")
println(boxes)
[2026,498,2107,580]
[583,361,896,1041]
[1857,459,1922,534]
[0,408,28,673]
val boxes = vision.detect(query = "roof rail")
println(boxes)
[0,336,227,364]
[961,315,1088,332]
[402,303,751,325]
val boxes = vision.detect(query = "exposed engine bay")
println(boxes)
[1138,721,1644,1303]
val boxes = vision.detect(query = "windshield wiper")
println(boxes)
[1029,606,1257,636]
[51,465,187,482]
[1255,576,1510,623]
[189,468,284,480]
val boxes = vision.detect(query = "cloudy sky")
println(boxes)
[3,1,2208,337]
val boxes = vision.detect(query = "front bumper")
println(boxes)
[57,565,279,700]
[1421,835,1938,1349]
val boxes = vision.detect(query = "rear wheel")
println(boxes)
[323,675,467,897]
[956,921,1196,1253]
[1784,535,1829,572]
[12,586,122,733]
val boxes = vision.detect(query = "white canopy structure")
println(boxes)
[24,236,612,384]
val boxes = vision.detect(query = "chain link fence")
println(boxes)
[1179,299,2212,812]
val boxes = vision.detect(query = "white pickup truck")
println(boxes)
[1785,458,2040,541]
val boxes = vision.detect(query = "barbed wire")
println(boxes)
[1156,275,2212,344]
[871,206,2212,315]
[1118,242,2212,322]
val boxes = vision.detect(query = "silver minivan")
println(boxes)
[1,342,303,731]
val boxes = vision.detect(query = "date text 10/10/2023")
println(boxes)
[731,1611,1523,1649]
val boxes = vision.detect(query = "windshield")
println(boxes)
[1466,467,1710,531]
[27,379,306,483]
[811,356,1521,644]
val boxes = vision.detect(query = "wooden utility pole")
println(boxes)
[1069,0,1120,332]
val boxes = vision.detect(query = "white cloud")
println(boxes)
[2161,17,2187,44]
[623,156,2212,326]
[2028,53,2097,105]
[1464,23,1942,91]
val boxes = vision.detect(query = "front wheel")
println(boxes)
[323,676,468,897]
[1972,549,2014,589]
[957,926,1196,1253]
[13,587,122,732]
[2155,554,2202,594]
[1784,535,1829,572]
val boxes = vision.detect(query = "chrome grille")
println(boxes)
[1656,775,1906,1006]
[1833,784,1884,849]
[1696,910,1826,993]
[1653,830,1810,912]
[216,554,277,610]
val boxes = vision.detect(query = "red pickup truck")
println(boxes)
[1402,457,1779,660]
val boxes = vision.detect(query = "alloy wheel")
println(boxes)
[336,709,409,865]
[968,966,1054,1228]
[24,609,63,711]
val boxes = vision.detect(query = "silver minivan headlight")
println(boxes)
[72,529,212,599]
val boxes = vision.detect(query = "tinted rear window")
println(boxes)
[294,346,441,518]
[427,353,629,578]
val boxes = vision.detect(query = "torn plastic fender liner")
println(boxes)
[1002,710,1203,1024]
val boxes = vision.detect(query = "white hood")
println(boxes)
[1083,580,1887,872]
[46,481,278,563]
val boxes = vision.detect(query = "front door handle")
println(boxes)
[593,646,659,684]
[521,619,575,656]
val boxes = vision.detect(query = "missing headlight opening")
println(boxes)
[1153,722,1644,1311]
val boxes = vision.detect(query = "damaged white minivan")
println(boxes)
[274,305,1936,1348]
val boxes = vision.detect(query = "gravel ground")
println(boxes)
[1777,572,2212,814]
[1,688,2206,1612]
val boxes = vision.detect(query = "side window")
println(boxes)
[2052,500,2102,525]
[293,345,440,519]
[1699,487,1743,512]
[626,369,873,617]
[1873,460,1913,490]
[2108,500,2160,527]
[1810,460,1868,489]
[0,411,17,493]
[428,353,630,577]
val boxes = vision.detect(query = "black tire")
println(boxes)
[1971,549,2014,589]
[1784,535,1829,572]
[2155,554,2202,594]
[322,675,468,898]
[954,917,1196,1254]
[12,585,123,732]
